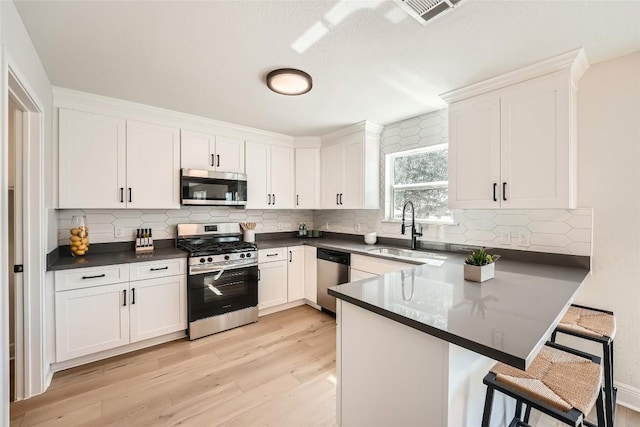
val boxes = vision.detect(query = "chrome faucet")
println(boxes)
[401,201,423,250]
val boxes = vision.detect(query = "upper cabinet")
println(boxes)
[59,109,180,209]
[181,130,245,173]
[442,49,589,210]
[245,141,295,209]
[321,121,382,209]
[295,148,320,209]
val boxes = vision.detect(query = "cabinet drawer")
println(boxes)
[258,248,287,263]
[351,254,412,275]
[129,258,186,281]
[55,264,129,292]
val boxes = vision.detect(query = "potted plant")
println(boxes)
[464,248,500,283]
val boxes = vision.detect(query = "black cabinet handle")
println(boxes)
[289,251,292,262]
[258,269,261,281]
[120,187,124,203]
[272,194,276,205]
[216,154,220,167]
[493,183,497,202]
[502,182,507,201]
[123,290,127,306]
[336,194,339,205]
[82,274,106,280]
[339,193,343,205]
[131,288,136,305]
[150,266,169,271]
[296,195,299,206]
[266,253,278,257]
[211,154,215,167]
[128,188,132,203]
[267,194,271,205]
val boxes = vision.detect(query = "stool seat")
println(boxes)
[491,346,603,416]
[557,305,616,340]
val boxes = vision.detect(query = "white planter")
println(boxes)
[464,263,495,283]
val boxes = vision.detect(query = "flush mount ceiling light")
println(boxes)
[266,68,313,96]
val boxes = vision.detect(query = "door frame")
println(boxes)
[1,50,47,422]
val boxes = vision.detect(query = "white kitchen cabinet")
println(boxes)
[126,121,181,209]
[55,282,129,362]
[181,129,244,173]
[246,141,295,209]
[54,259,187,362]
[58,109,181,209]
[287,246,305,301]
[58,109,126,209]
[258,259,288,310]
[304,245,317,303]
[349,269,377,282]
[321,122,381,209]
[129,274,187,343]
[295,148,320,209]
[444,50,588,210]
[351,254,413,276]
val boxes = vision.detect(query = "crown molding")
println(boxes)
[440,48,590,104]
[320,120,383,142]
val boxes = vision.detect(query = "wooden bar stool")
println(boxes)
[551,304,616,427]
[481,342,605,427]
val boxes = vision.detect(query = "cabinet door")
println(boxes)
[500,71,572,208]
[287,246,305,302]
[341,137,364,209]
[258,261,288,310]
[321,144,341,208]
[350,269,377,282]
[270,145,295,209]
[246,141,270,209]
[295,148,320,209]
[181,129,215,170]
[55,283,129,362]
[215,135,245,173]
[126,121,180,209]
[58,109,126,208]
[129,275,187,343]
[448,97,501,209]
[304,245,318,303]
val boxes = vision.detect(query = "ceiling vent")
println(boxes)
[393,0,464,24]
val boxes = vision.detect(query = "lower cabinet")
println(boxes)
[350,269,377,282]
[350,254,414,278]
[54,259,186,363]
[304,245,318,303]
[258,245,308,311]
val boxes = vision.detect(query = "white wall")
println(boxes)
[574,51,640,408]
[1,0,53,407]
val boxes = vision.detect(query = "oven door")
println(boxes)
[188,264,258,321]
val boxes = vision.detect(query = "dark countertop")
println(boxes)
[47,246,187,271]
[328,252,589,370]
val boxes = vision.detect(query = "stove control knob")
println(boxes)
[200,258,206,263]
[224,255,230,260]
[240,253,245,258]
[207,257,213,262]
[246,253,252,258]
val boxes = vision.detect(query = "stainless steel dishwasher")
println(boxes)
[317,248,350,313]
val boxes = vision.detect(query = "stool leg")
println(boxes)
[603,341,614,427]
[523,405,532,423]
[596,387,606,427]
[482,385,495,427]
[551,330,557,342]
[515,399,523,420]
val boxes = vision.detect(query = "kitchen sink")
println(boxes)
[366,247,446,266]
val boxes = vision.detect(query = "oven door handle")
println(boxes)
[189,262,257,275]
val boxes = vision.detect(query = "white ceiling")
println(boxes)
[14,0,640,136]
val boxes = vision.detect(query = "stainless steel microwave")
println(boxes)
[180,169,247,206]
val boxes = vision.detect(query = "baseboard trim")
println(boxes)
[615,381,640,412]
[258,300,306,317]
[51,331,186,373]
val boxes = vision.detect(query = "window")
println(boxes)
[386,144,453,223]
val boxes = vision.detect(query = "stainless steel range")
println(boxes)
[177,223,258,340]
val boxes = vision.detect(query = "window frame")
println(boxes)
[385,143,454,224]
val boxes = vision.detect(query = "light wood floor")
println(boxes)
[9,305,640,426]
[10,305,337,427]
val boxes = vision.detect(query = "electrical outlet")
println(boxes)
[355,223,360,232]
[277,223,283,230]
[518,232,531,247]
[115,227,125,238]
[499,231,510,245]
